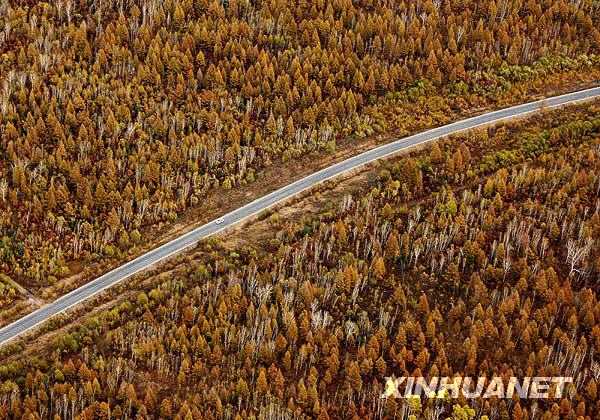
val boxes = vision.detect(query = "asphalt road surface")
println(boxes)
[1,87,599,348]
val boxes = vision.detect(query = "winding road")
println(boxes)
[1,87,599,348]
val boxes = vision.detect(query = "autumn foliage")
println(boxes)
[2,0,600,418]
[1,0,600,291]
[2,99,600,418]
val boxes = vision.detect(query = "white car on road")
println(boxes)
[215,217,225,225]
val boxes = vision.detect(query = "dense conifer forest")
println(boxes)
[1,0,599,293]
[2,100,600,419]
[1,1,600,419]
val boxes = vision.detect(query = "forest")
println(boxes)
[1,0,600,307]
[2,0,600,419]
[1,99,600,419]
